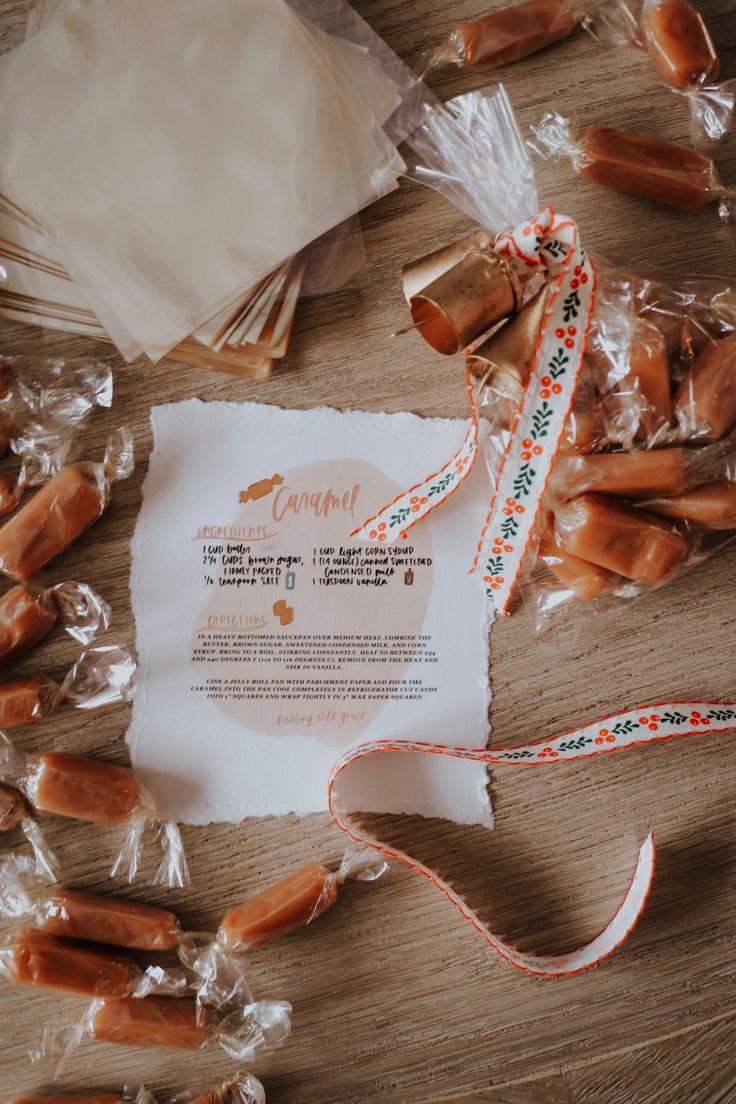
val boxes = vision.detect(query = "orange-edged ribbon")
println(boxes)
[329,701,736,976]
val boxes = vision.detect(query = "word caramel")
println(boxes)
[271,483,360,522]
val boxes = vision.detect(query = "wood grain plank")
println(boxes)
[0,0,735,1101]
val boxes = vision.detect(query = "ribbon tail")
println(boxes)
[350,370,479,544]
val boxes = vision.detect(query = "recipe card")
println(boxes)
[128,402,493,825]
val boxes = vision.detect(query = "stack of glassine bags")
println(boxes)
[0,0,426,377]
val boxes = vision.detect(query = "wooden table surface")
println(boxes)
[2,0,736,1100]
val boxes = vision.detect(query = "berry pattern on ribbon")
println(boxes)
[328,702,736,977]
[470,206,596,614]
[349,370,479,543]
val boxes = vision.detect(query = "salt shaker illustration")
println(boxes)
[404,568,414,586]
[286,571,296,590]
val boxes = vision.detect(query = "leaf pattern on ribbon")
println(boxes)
[485,554,504,577]
[389,506,411,528]
[497,748,535,760]
[563,289,581,321]
[707,708,736,722]
[501,515,520,539]
[512,462,535,497]
[427,472,455,497]
[531,401,552,440]
[659,710,688,725]
[543,238,569,260]
[558,736,594,752]
[612,718,640,736]
[549,350,569,380]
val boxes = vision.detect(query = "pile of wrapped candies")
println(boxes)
[0,356,386,1086]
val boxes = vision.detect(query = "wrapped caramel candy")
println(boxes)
[642,481,736,530]
[0,854,182,951]
[14,1090,154,1104]
[0,428,134,580]
[188,1073,266,1104]
[0,928,151,997]
[40,993,291,1064]
[180,851,387,1005]
[0,644,135,727]
[674,336,736,441]
[640,0,734,142]
[531,117,733,214]
[0,734,189,887]
[429,0,637,71]
[554,494,690,584]
[0,580,110,666]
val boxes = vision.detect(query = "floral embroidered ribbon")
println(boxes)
[328,702,736,976]
[351,207,596,614]
[470,207,595,613]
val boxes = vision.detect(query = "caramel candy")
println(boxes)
[674,337,736,441]
[538,525,610,600]
[40,888,182,951]
[0,465,103,580]
[219,863,338,950]
[641,0,719,90]
[14,1096,123,1104]
[30,752,139,823]
[557,493,689,582]
[2,929,136,996]
[0,782,27,831]
[454,0,576,67]
[561,405,607,454]
[644,481,736,529]
[89,995,207,1051]
[578,126,717,212]
[626,319,673,431]
[0,672,57,727]
[0,585,57,667]
[553,448,687,498]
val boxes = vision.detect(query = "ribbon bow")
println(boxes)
[351,207,596,615]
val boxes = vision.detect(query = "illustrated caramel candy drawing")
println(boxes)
[273,600,293,626]
[239,474,283,503]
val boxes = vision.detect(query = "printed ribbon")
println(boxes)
[329,702,736,976]
[351,206,596,615]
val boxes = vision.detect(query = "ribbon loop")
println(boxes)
[329,702,736,976]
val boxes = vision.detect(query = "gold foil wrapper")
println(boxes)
[401,229,494,303]
[467,284,552,399]
[408,248,523,356]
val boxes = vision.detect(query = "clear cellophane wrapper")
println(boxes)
[480,261,736,629]
[0,780,59,879]
[0,356,113,513]
[0,733,190,888]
